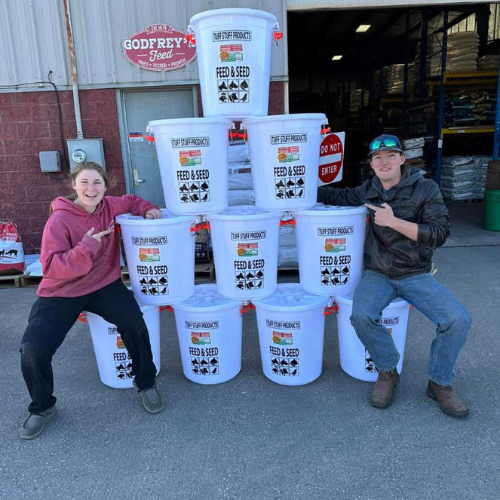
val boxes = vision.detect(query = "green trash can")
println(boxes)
[484,190,500,231]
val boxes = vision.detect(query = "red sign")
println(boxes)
[123,24,197,72]
[318,132,344,185]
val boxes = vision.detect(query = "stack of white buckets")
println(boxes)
[88,8,410,389]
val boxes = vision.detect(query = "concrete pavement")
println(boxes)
[1,203,499,500]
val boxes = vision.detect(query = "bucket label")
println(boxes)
[231,231,266,240]
[216,66,250,104]
[178,177,210,204]
[266,320,300,329]
[189,346,219,376]
[318,226,354,236]
[219,44,243,62]
[324,238,346,253]
[171,137,209,148]
[381,317,399,326]
[213,31,252,42]
[179,150,202,166]
[113,351,133,380]
[116,335,126,349]
[269,346,300,377]
[131,236,167,245]
[272,331,293,345]
[234,259,265,291]
[274,165,305,200]
[185,320,219,329]
[319,254,351,286]
[270,134,308,145]
[136,264,169,297]
[278,146,300,163]
[191,332,212,345]
[237,242,258,257]
[139,247,160,262]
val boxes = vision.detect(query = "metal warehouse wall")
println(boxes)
[0,0,287,90]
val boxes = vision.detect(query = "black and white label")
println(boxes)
[189,347,219,376]
[113,351,132,380]
[273,165,305,200]
[234,259,264,290]
[216,66,250,104]
[136,264,168,296]
[319,255,351,286]
[269,346,299,377]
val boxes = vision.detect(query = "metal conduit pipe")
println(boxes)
[63,0,84,140]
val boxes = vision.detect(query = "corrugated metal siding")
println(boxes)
[0,0,68,86]
[0,0,287,90]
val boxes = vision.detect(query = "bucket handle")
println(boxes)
[273,23,283,44]
[145,126,155,144]
[185,27,196,47]
[324,302,338,316]
[160,305,174,313]
[230,123,247,141]
[78,312,87,323]
[191,220,210,233]
[280,212,295,227]
[240,302,255,315]
[321,121,331,137]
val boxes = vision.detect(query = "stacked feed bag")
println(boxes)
[402,137,427,173]
[478,55,500,71]
[423,31,478,77]
[383,64,417,94]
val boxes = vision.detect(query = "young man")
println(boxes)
[318,134,471,417]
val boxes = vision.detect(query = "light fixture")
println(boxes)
[331,55,343,61]
[356,24,371,32]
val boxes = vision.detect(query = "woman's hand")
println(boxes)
[86,227,113,242]
[145,209,163,219]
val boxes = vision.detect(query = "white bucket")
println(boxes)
[116,209,195,305]
[85,305,161,389]
[172,284,243,384]
[189,8,279,118]
[335,295,410,382]
[206,206,280,300]
[147,117,231,215]
[253,284,330,385]
[241,114,327,211]
[292,204,367,297]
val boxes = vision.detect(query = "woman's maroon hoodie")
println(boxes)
[37,195,156,298]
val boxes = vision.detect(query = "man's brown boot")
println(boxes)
[370,368,400,409]
[426,380,469,418]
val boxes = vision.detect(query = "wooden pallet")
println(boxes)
[0,273,23,288]
[20,274,43,287]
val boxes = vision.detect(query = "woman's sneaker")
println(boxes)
[133,379,164,414]
[20,406,57,440]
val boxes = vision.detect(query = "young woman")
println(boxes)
[20,161,164,440]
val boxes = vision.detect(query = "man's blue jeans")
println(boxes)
[350,270,471,386]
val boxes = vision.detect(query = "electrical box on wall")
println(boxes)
[39,151,61,172]
[67,138,106,171]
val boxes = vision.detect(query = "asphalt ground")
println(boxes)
[1,203,500,500]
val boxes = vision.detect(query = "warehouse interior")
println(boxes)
[287,3,500,197]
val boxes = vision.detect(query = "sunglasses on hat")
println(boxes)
[369,138,400,153]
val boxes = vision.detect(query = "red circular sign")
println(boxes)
[319,134,343,184]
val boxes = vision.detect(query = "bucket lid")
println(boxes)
[334,294,408,308]
[253,283,329,312]
[173,284,241,312]
[190,8,277,25]
[148,117,232,129]
[242,113,326,125]
[206,205,281,221]
[116,209,195,226]
[292,203,367,217]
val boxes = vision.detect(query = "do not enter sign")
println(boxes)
[318,132,344,185]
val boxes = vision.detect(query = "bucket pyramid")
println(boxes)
[93,8,410,388]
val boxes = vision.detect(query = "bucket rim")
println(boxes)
[253,283,330,311]
[291,204,368,216]
[116,211,196,225]
[172,284,243,311]
[334,294,409,308]
[190,8,278,25]
[206,206,281,221]
[148,117,232,128]
[242,113,327,125]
